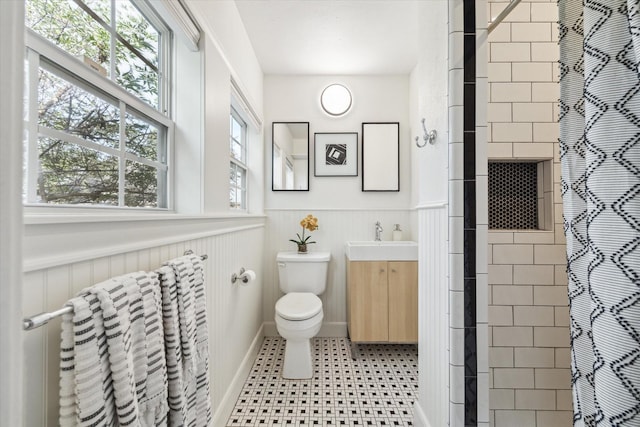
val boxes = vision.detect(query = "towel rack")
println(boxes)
[23,251,208,331]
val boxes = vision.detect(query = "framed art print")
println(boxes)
[314,132,358,177]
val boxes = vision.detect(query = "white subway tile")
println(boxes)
[514,347,555,368]
[493,285,534,306]
[532,82,560,102]
[532,42,560,62]
[512,102,553,122]
[555,348,571,368]
[534,244,567,265]
[556,390,573,411]
[488,62,512,82]
[512,142,555,158]
[493,368,535,389]
[537,411,574,427]
[491,43,532,62]
[493,326,534,347]
[490,389,515,410]
[492,123,533,142]
[531,3,559,22]
[513,265,555,285]
[514,306,555,326]
[534,122,560,142]
[494,410,536,427]
[494,244,534,264]
[490,2,531,23]
[516,389,557,410]
[488,142,513,158]
[535,368,571,389]
[488,231,515,244]
[513,232,555,245]
[489,264,514,284]
[534,286,569,306]
[554,265,568,285]
[490,347,514,368]
[491,82,532,102]
[488,22,512,42]
[554,306,570,327]
[512,23,552,42]
[490,305,514,326]
[488,103,513,122]
[534,326,570,347]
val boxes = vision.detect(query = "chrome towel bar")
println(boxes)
[23,251,207,331]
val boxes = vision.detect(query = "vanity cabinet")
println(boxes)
[346,260,418,343]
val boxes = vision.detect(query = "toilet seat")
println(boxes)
[275,292,322,320]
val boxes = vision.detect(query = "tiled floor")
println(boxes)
[226,337,418,426]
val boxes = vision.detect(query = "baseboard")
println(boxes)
[263,321,347,338]
[413,401,433,427]
[211,324,264,427]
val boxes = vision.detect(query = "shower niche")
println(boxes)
[488,159,554,231]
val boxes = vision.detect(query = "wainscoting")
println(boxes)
[22,215,265,426]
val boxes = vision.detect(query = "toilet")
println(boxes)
[275,251,331,379]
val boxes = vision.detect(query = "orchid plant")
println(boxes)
[289,214,319,250]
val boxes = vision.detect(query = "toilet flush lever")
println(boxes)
[278,262,286,268]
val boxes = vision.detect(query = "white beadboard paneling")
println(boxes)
[416,205,449,427]
[22,222,265,425]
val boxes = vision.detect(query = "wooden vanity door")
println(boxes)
[348,261,389,342]
[388,261,418,343]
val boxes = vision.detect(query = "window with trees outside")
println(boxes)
[24,0,172,208]
[230,108,247,210]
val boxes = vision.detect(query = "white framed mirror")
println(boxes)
[272,122,310,191]
[362,122,399,191]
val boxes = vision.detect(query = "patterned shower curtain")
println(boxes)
[559,1,640,425]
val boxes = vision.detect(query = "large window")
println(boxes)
[230,108,247,210]
[24,0,171,208]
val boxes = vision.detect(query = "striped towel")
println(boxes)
[158,254,211,427]
[59,272,169,427]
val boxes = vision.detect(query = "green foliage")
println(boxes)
[26,0,165,207]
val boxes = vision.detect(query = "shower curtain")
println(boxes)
[559,1,640,425]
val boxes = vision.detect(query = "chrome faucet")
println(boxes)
[374,221,383,241]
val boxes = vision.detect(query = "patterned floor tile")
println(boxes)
[226,337,417,426]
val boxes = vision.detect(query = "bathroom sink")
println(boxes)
[345,241,418,261]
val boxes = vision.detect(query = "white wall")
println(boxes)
[0,1,24,425]
[264,75,411,210]
[261,74,415,337]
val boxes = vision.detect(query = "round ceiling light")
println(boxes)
[320,83,352,117]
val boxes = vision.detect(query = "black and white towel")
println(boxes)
[158,254,212,427]
[59,272,168,426]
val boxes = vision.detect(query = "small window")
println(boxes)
[230,108,247,210]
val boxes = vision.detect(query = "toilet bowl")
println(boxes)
[275,292,324,379]
[275,251,330,379]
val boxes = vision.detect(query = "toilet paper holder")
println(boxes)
[232,267,249,284]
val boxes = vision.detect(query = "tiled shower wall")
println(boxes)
[486,1,571,426]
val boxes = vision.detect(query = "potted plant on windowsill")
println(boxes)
[289,214,318,253]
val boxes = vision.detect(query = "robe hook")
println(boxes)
[415,118,437,147]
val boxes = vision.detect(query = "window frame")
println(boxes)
[23,1,173,210]
[229,107,248,211]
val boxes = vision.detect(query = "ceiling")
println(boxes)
[233,0,420,75]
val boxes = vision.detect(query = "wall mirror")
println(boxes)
[362,122,400,191]
[272,122,310,191]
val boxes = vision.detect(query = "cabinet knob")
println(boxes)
[380,269,385,273]
[391,269,396,273]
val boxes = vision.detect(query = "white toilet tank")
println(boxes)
[277,251,331,295]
